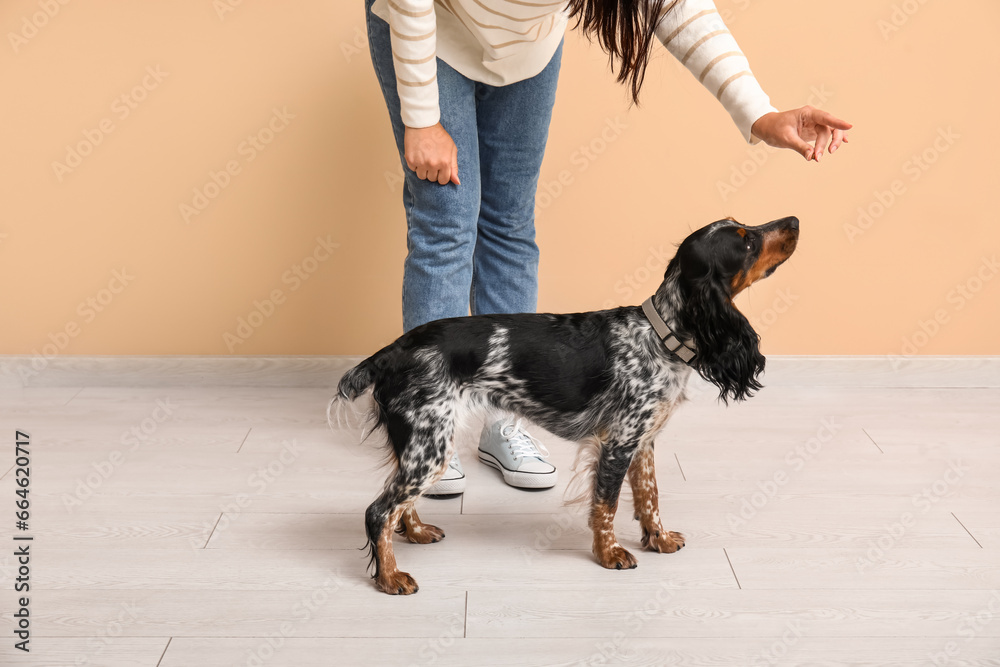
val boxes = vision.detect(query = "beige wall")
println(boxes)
[2,0,997,358]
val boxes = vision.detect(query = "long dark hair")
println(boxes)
[567,0,673,104]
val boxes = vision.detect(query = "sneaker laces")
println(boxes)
[500,419,550,461]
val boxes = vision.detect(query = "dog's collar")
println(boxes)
[641,296,697,364]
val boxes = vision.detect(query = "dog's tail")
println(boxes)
[327,357,380,434]
[338,358,377,401]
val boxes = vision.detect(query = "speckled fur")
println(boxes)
[331,216,799,594]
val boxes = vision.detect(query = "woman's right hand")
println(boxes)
[404,122,460,185]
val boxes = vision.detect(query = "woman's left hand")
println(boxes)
[751,106,852,162]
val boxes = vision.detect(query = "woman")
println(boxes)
[364,0,851,494]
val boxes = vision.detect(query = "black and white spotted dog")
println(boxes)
[332,216,799,594]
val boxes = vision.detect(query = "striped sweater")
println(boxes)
[370,0,777,142]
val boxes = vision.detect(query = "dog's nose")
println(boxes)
[786,216,799,230]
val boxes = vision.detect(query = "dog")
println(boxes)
[331,216,799,594]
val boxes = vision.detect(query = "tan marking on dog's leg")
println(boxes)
[628,445,685,554]
[375,505,419,595]
[397,503,445,544]
[590,499,637,570]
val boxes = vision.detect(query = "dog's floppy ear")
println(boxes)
[677,273,764,403]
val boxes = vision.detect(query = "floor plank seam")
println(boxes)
[862,427,884,454]
[951,512,984,549]
[464,591,469,639]
[674,452,687,481]
[63,386,86,406]
[155,637,172,667]
[723,548,742,589]
[235,427,252,454]
[202,513,225,549]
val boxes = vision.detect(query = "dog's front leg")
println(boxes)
[628,443,685,554]
[590,438,639,570]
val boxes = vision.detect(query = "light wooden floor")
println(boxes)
[1,357,998,666]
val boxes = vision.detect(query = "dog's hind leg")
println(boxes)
[396,502,445,544]
[627,442,685,554]
[365,411,454,594]
[365,491,413,594]
[589,434,641,570]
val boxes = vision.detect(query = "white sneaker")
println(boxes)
[478,418,557,489]
[425,453,466,495]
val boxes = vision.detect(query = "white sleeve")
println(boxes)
[385,0,440,128]
[655,0,777,143]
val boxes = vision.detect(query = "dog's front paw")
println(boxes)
[642,528,685,553]
[596,543,638,570]
[376,570,420,595]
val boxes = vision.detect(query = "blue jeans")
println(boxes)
[365,0,563,332]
